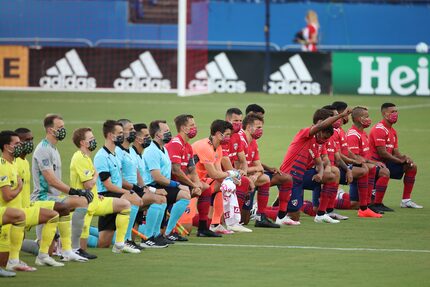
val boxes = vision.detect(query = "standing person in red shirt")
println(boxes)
[165,114,220,237]
[297,10,319,52]
[346,107,388,218]
[280,108,351,223]
[369,103,422,209]
[234,113,279,228]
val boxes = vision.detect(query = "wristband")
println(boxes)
[147,186,156,193]
[168,180,179,188]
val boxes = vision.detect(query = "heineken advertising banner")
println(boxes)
[333,52,430,96]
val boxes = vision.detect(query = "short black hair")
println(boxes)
[210,120,233,136]
[226,108,242,118]
[381,103,396,111]
[134,123,148,135]
[15,128,31,135]
[242,113,264,129]
[149,120,167,139]
[352,106,368,123]
[313,108,334,124]
[322,105,336,111]
[0,130,19,151]
[246,104,265,115]
[174,114,194,132]
[103,120,121,138]
[332,101,348,113]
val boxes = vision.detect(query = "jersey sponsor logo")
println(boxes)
[113,51,171,92]
[0,175,8,182]
[188,53,246,93]
[42,159,50,167]
[39,49,96,89]
[267,54,321,95]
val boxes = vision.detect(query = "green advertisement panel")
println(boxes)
[333,52,430,96]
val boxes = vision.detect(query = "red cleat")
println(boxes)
[358,208,382,218]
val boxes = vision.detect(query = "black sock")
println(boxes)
[326,208,334,213]
[360,206,367,211]
[317,211,325,216]
[198,220,207,231]
[277,211,286,219]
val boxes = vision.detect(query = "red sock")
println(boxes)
[358,174,369,207]
[318,182,337,213]
[197,187,211,222]
[368,166,377,204]
[264,207,279,221]
[335,192,351,209]
[403,168,417,199]
[236,177,250,210]
[301,200,316,216]
[257,182,270,214]
[374,176,389,204]
[327,184,339,210]
[278,182,292,213]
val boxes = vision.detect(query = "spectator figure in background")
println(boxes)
[294,10,319,52]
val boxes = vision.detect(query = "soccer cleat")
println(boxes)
[35,255,64,267]
[140,237,168,249]
[197,229,222,237]
[156,234,174,245]
[227,224,253,233]
[6,260,37,272]
[328,212,349,220]
[373,203,394,212]
[314,214,340,224]
[210,224,234,234]
[126,239,145,250]
[112,243,141,254]
[249,202,258,221]
[60,251,88,262]
[368,204,384,214]
[166,232,189,242]
[75,248,98,260]
[254,213,281,228]
[358,208,383,218]
[400,199,423,209]
[275,215,301,226]
[0,267,16,277]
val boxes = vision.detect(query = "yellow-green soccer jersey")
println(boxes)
[70,151,97,196]
[15,157,31,208]
[0,157,22,208]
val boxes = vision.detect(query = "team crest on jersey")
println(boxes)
[0,176,8,182]
[42,159,50,166]
[251,151,255,159]
[84,170,91,176]
[291,199,298,206]
[233,143,238,151]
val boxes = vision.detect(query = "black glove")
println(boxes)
[69,188,94,203]
[132,184,145,197]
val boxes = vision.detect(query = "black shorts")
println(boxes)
[98,191,122,232]
[149,184,183,205]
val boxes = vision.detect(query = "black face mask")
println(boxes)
[22,141,34,155]
[162,131,172,144]
[12,144,23,158]
[142,137,152,149]
[55,127,67,141]
[88,139,97,151]
[114,135,124,145]
[127,131,137,143]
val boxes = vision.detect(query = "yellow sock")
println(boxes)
[9,220,25,261]
[81,213,93,240]
[40,214,59,254]
[58,215,72,252]
[115,208,130,244]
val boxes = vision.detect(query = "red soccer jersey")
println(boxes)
[280,127,316,179]
[325,136,338,166]
[165,134,194,181]
[229,129,245,163]
[303,23,318,52]
[346,125,370,158]
[368,120,398,162]
[237,131,260,166]
[333,127,349,157]
[305,137,326,169]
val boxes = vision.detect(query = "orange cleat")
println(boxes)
[358,208,383,218]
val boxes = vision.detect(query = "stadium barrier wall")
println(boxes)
[332,52,430,97]
[0,46,28,87]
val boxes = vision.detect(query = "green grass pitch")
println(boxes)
[0,91,429,287]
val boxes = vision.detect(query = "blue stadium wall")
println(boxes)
[1,0,429,49]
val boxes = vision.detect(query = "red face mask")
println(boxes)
[252,128,263,140]
[388,112,398,124]
[187,127,197,139]
[220,136,231,145]
[332,119,342,129]
[361,117,372,128]
[232,122,242,133]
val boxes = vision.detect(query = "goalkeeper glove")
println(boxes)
[69,188,94,203]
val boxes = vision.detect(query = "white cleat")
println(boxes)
[275,216,301,226]
[314,214,340,224]
[61,251,88,262]
[6,260,37,272]
[112,243,141,254]
[35,255,64,267]
[227,224,253,233]
[328,212,349,220]
[210,224,234,234]
[400,199,423,209]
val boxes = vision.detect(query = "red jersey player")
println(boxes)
[369,103,422,209]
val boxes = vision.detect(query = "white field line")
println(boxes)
[177,243,430,254]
